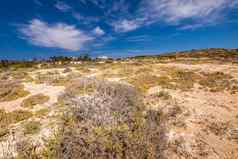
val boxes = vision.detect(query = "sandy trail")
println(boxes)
[0,83,65,112]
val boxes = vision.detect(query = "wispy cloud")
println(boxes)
[113,20,141,32]
[19,19,93,51]
[73,13,100,24]
[179,24,206,30]
[93,26,105,36]
[126,35,151,42]
[37,0,238,35]
[55,1,72,12]
[143,0,238,25]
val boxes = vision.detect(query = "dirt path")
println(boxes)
[0,83,65,112]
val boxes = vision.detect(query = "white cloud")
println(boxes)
[93,26,105,36]
[55,1,72,12]
[147,0,238,24]
[19,19,93,51]
[113,20,140,32]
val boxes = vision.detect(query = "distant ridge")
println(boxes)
[131,48,238,60]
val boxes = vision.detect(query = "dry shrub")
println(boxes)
[126,73,161,92]
[64,78,98,96]
[0,109,33,138]
[23,121,41,135]
[117,64,136,77]
[43,79,164,159]
[21,93,49,109]
[169,69,201,91]
[126,68,201,92]
[63,68,72,73]
[199,72,238,93]
[75,66,91,74]
[156,91,172,100]
[34,108,50,118]
[205,121,230,136]
[16,140,40,159]
[0,81,30,102]
[34,71,69,86]
[11,71,34,82]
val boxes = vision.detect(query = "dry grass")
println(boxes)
[0,81,30,102]
[23,121,41,135]
[156,91,172,100]
[34,108,50,118]
[10,71,34,82]
[169,69,201,91]
[126,68,200,92]
[21,93,49,109]
[199,72,238,93]
[34,71,69,86]
[0,109,33,138]
[126,73,162,92]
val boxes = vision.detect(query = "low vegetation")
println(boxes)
[21,93,50,109]
[199,72,238,93]
[0,49,238,158]
[0,81,30,102]
[23,121,41,135]
[48,80,163,159]
[0,109,33,138]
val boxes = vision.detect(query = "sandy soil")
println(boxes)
[0,62,238,159]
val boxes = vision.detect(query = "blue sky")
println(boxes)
[1,0,238,59]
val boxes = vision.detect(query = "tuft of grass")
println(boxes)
[21,93,50,109]
[34,108,50,118]
[0,127,9,139]
[16,140,40,159]
[11,71,34,82]
[199,72,238,93]
[169,69,201,91]
[75,66,91,74]
[0,109,33,139]
[64,78,98,96]
[0,81,30,102]
[34,71,69,86]
[23,121,41,135]
[156,91,171,100]
[8,110,33,123]
[63,67,72,73]
[126,73,162,92]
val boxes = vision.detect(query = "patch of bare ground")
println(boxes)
[0,80,65,158]
[146,69,238,158]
